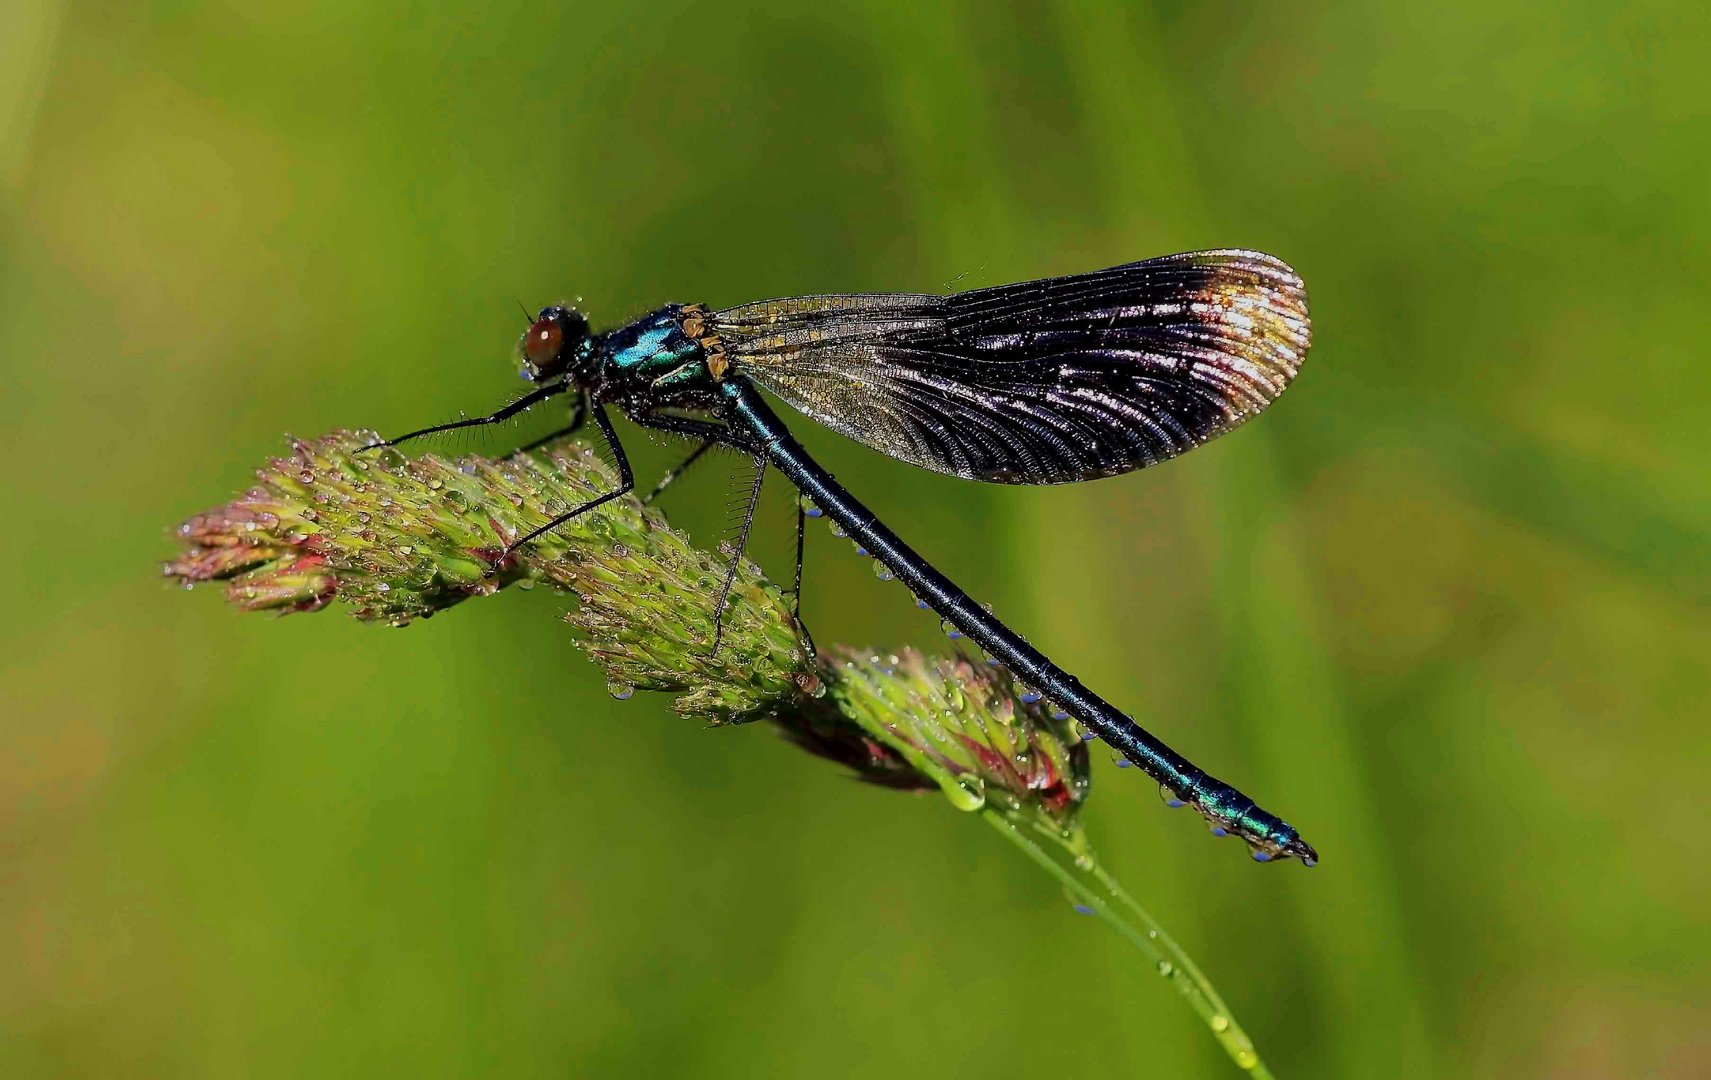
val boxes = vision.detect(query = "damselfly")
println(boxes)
[371,250,1316,864]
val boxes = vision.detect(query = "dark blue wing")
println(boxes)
[711,250,1310,484]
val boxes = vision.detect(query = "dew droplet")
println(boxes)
[1156,960,1174,977]
[1072,903,1095,916]
[938,774,986,811]
[939,618,963,640]
[606,680,635,701]
[1210,1015,1230,1033]
[1251,850,1273,862]
[872,561,893,581]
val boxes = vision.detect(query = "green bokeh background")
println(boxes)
[3,3,1706,1077]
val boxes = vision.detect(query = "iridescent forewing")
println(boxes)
[711,250,1311,484]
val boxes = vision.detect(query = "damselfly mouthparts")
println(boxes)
[372,250,1316,864]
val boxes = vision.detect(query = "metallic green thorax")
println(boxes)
[594,306,712,394]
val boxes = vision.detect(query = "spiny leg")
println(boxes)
[629,410,748,450]
[503,403,633,556]
[708,453,767,657]
[642,438,716,505]
[637,424,816,656]
[621,408,774,657]
[789,499,817,657]
[365,381,568,450]
[514,394,588,455]
[632,407,814,655]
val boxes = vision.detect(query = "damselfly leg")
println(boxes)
[642,438,716,505]
[789,500,816,657]
[711,454,767,657]
[503,404,634,556]
[365,382,570,450]
[513,395,588,454]
[623,410,801,658]
[643,436,789,653]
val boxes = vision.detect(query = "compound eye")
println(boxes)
[523,314,564,373]
[523,316,566,377]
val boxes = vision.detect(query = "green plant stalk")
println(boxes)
[983,811,1272,1077]
[166,430,1277,1076]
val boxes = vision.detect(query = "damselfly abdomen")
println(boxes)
[374,250,1316,864]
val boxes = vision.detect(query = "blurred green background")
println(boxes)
[3,2,1706,1076]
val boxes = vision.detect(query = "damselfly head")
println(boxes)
[518,306,590,382]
